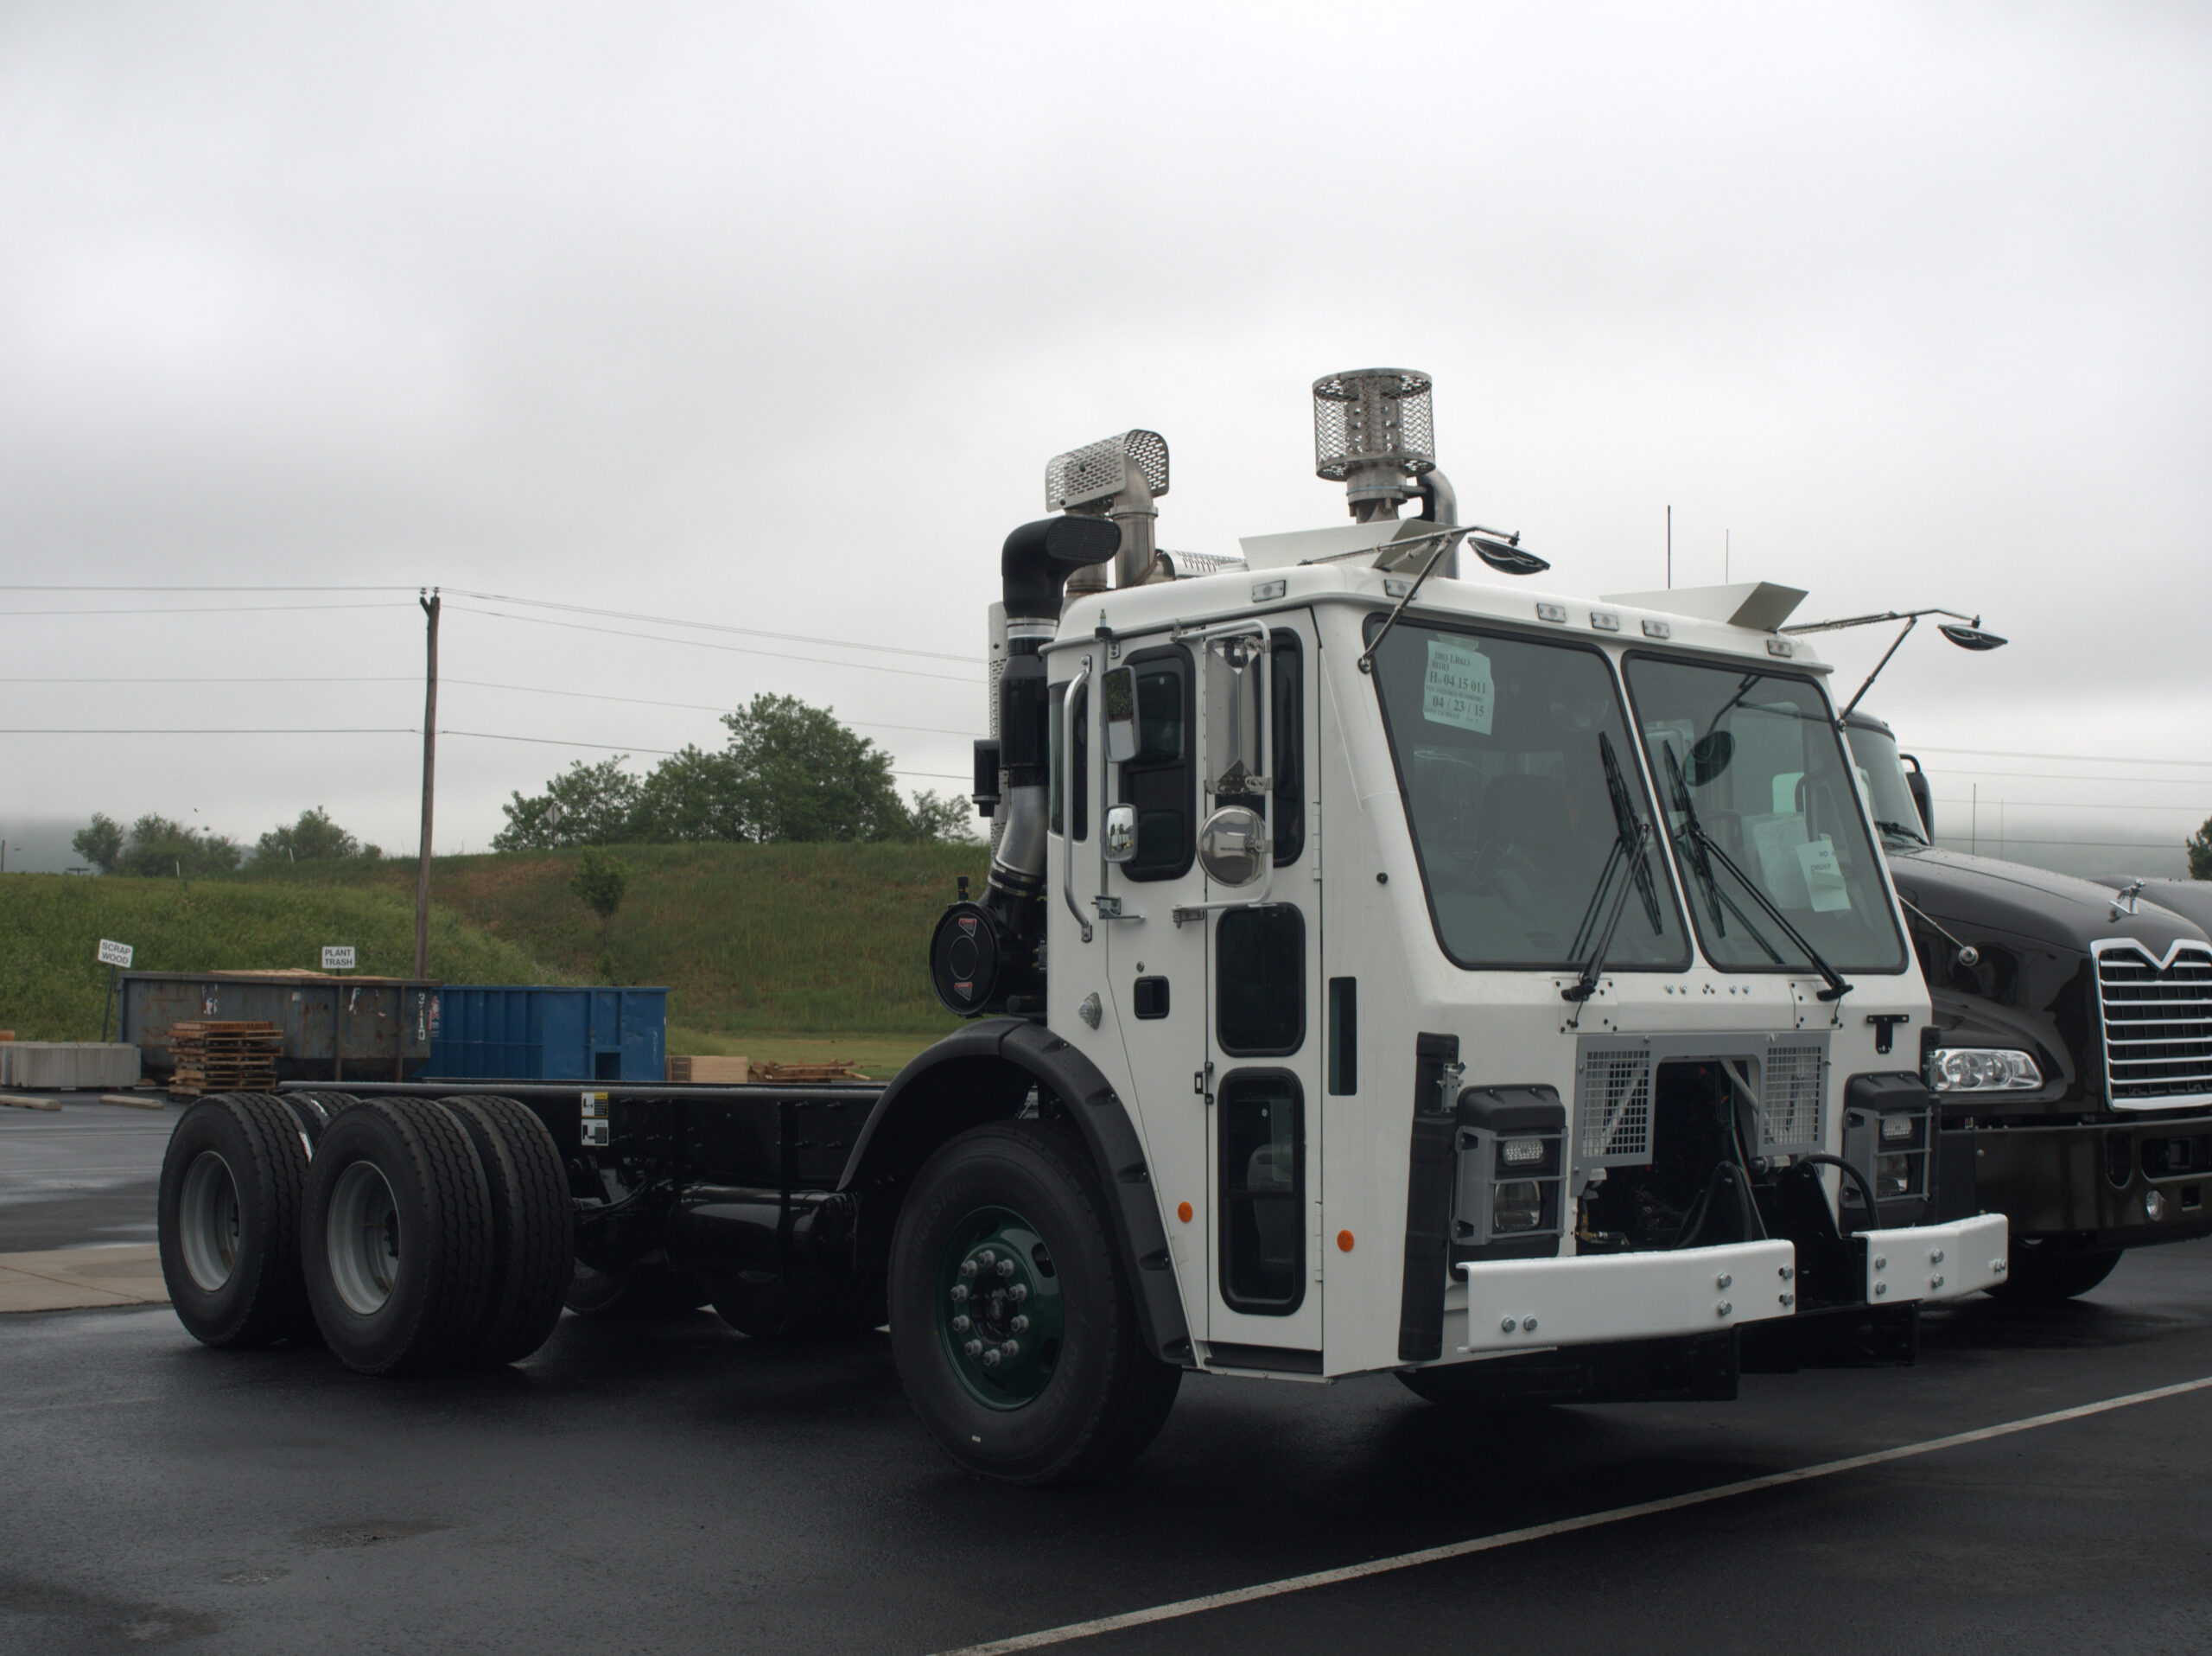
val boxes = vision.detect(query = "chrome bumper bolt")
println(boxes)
[1929,1274,1945,1290]
[1779,1293,1795,1308]
[1522,1316,1538,1333]
[1500,1316,1516,1334]
[1779,1265,1795,1281]
[1929,1248,1945,1265]
[1716,1301,1733,1318]
[1875,1282,1888,1296]
[1716,1273,1732,1290]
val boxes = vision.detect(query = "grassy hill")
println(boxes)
[239,841,990,1062]
[1,842,992,1073]
[0,876,561,1043]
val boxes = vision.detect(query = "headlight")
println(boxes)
[1930,1048,2042,1092]
[1499,1137,1545,1167]
[1880,1112,1916,1143]
[1874,1151,1918,1198]
[1492,1181,1544,1233]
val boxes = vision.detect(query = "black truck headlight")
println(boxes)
[1930,1048,2041,1092]
[1492,1181,1544,1233]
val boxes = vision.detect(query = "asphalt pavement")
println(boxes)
[0,1096,174,1252]
[3,1105,2209,1656]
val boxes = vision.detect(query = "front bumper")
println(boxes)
[1955,1119,2212,1245]
[1457,1214,2010,1356]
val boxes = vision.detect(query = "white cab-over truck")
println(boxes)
[156,369,2005,1484]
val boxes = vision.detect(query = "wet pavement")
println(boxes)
[3,1107,2209,1655]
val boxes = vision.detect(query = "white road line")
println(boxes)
[936,1373,2212,1656]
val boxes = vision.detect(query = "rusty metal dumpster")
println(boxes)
[118,971,439,1084]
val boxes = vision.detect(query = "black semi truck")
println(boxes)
[1843,713,2212,1296]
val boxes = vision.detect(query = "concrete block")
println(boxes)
[0,1042,141,1090]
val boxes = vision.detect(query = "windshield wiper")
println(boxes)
[1564,733,1663,1004]
[1662,744,1855,1003]
[1874,818,1929,847]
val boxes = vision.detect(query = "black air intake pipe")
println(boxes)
[930,515,1119,1018]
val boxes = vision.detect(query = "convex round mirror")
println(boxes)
[1198,805,1267,886]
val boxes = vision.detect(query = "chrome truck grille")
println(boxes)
[2094,939,2212,1110]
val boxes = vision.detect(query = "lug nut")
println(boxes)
[1008,1283,1029,1303]
[963,1339,983,1357]
[959,1261,978,1280]
[977,1250,995,1266]
[951,1315,971,1333]
[997,1258,1017,1278]
[982,1348,1002,1368]
[1002,1341,1021,1359]
[950,1284,969,1304]
[1010,1315,1030,1334]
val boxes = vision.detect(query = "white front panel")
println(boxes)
[1457,1239,1796,1354]
[1860,1213,2009,1303]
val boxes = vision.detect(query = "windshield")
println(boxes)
[1842,722,1929,846]
[1623,657,1907,974]
[1370,621,1689,971]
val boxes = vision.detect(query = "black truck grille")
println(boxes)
[2095,939,2212,1108]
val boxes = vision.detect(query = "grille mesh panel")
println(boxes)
[1576,1048,1653,1165]
[2096,940,2212,1106]
[1758,1046,1826,1155]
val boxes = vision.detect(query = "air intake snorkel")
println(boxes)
[929,513,1120,1017]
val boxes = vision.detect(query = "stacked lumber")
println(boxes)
[752,1059,864,1083]
[168,1021,282,1097]
[666,1054,750,1085]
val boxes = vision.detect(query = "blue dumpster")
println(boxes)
[425,986,667,1083]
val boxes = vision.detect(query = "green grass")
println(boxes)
[0,842,991,1063]
[234,841,990,1038]
[0,875,563,1042]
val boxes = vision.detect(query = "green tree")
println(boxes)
[253,806,362,865]
[114,814,242,878]
[72,813,125,874]
[493,757,644,850]
[628,743,746,843]
[906,788,978,844]
[718,693,909,843]
[2190,812,2211,881]
[569,848,629,961]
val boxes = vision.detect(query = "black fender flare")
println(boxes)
[840,1017,1191,1364]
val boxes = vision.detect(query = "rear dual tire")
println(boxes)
[158,1093,317,1347]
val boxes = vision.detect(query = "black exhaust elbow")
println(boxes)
[1001,516,1122,621]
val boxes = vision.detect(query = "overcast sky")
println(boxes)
[2,2,2206,872]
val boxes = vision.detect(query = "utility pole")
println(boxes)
[415,588,441,980]
[1666,505,1672,589]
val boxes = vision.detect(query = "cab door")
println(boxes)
[1200,615,1323,1359]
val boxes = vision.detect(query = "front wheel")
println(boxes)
[889,1121,1179,1486]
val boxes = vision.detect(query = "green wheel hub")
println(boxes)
[935,1207,1065,1409]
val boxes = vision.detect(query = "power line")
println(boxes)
[1933,797,2203,813]
[1912,745,2212,770]
[446,589,972,663]
[0,727,416,736]
[1921,767,2211,786]
[0,601,415,617]
[1931,837,2186,851]
[446,603,982,685]
[435,731,968,781]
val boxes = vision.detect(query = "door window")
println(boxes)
[1217,906,1305,1056]
[1119,649,1192,879]
[1218,1071,1305,1315]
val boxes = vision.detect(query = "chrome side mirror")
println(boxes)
[1198,805,1267,886]
[1102,666,1139,764]
[1103,804,1138,863]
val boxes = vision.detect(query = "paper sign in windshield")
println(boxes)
[1422,639,1493,735]
[1794,836,1852,913]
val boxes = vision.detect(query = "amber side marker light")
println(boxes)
[1178,1201,1193,1223]
[1337,1230,1356,1252]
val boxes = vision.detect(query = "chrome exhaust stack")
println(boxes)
[1046,430,1171,596]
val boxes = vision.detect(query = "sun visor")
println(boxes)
[1600,582,1808,632]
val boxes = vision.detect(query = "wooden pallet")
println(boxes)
[666,1055,750,1085]
[751,1060,864,1084]
[168,1021,282,1097]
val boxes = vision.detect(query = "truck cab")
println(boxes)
[1843,712,2212,1296]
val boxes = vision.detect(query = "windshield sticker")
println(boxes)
[1795,836,1852,913]
[1422,639,1494,735]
